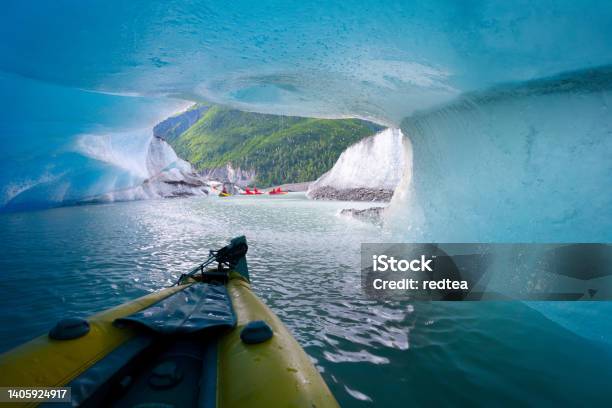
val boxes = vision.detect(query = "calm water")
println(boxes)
[1,194,611,406]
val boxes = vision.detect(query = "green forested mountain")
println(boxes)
[164,105,383,186]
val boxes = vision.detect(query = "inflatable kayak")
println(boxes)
[0,237,338,408]
[218,191,231,197]
[269,188,287,195]
[240,187,263,195]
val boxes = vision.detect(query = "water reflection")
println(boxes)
[1,195,611,406]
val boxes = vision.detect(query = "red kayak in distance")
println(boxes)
[240,187,264,195]
[269,187,288,195]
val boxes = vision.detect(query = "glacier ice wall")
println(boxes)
[308,128,408,191]
[383,67,612,343]
[76,130,152,181]
[0,0,611,222]
[145,136,192,177]
[2,1,612,124]
[387,67,612,243]
[82,136,210,203]
[0,72,189,211]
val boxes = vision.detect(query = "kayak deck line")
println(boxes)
[0,236,339,408]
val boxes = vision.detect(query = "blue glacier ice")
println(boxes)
[0,0,611,239]
[2,1,612,123]
[388,67,612,243]
[0,72,188,210]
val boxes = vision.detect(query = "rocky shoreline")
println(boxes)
[307,186,394,202]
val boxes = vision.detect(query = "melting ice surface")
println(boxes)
[1,0,612,388]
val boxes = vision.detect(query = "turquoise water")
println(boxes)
[1,194,612,406]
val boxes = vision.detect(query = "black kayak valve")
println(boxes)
[49,317,90,340]
[240,320,273,344]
